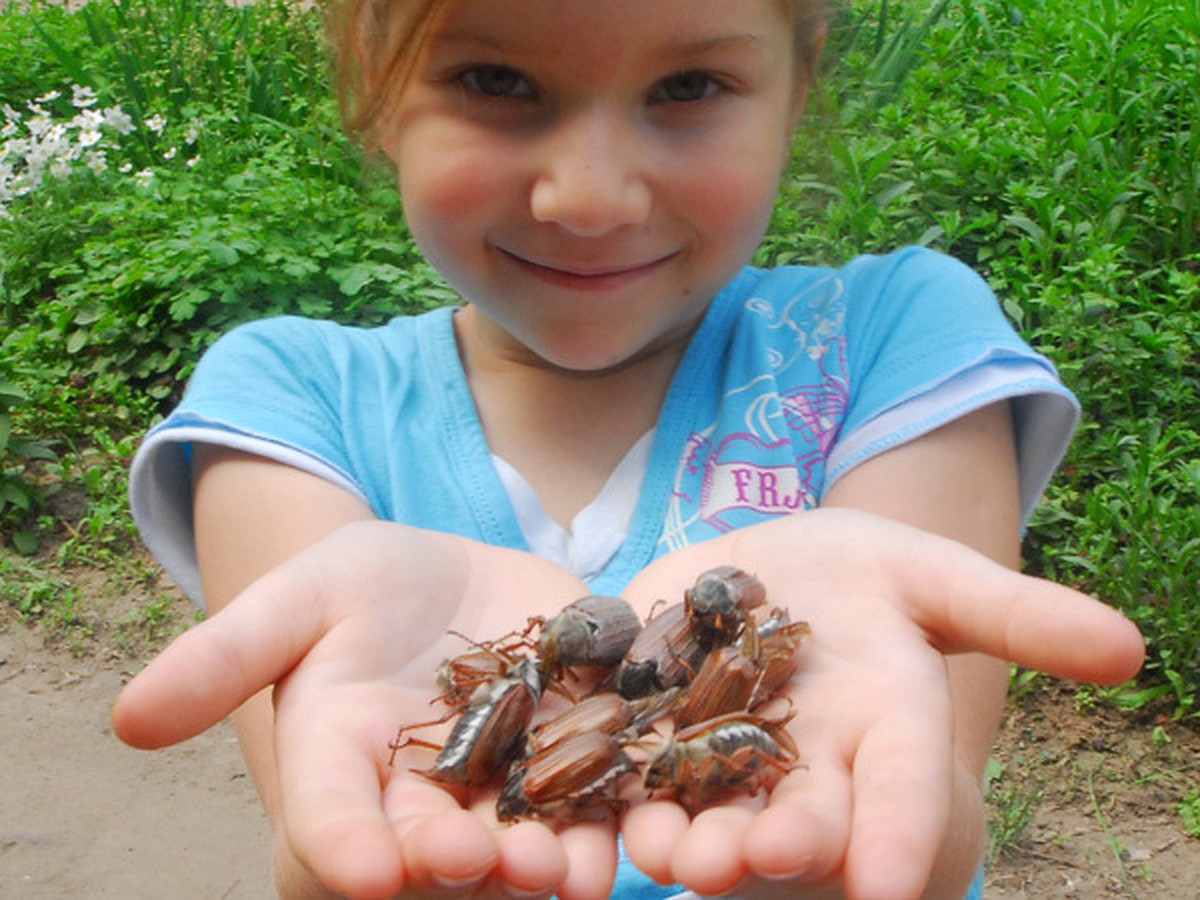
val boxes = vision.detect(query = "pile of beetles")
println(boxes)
[390,566,810,824]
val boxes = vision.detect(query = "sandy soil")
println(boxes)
[0,621,273,899]
[1,557,1197,899]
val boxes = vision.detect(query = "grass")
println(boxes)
[1,0,1198,717]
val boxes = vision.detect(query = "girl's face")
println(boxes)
[382,0,805,373]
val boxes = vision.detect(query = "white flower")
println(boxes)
[186,156,200,168]
[144,114,166,134]
[163,146,177,160]
[184,122,201,144]
[102,106,134,135]
[71,84,98,109]
[78,126,103,148]
[133,168,154,186]
[118,162,133,174]
[35,90,61,105]
[84,150,107,173]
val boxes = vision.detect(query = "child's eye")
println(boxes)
[651,70,721,103]
[459,64,532,98]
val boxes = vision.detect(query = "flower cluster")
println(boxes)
[0,86,142,218]
[0,84,209,220]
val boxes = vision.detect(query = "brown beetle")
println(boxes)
[525,689,679,756]
[497,731,638,822]
[537,594,642,675]
[394,657,544,787]
[643,708,797,810]
[684,566,767,647]
[524,692,634,756]
[433,647,513,712]
[745,613,811,709]
[671,645,760,729]
[615,602,708,700]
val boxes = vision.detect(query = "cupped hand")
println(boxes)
[618,508,1144,899]
[112,511,1144,900]
[112,521,616,900]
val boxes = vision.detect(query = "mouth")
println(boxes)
[499,248,677,291]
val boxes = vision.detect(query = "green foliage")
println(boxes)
[1180,787,1200,838]
[1,0,1198,710]
[0,369,57,553]
[764,0,1200,716]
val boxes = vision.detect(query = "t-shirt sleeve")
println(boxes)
[127,317,369,608]
[827,247,1079,525]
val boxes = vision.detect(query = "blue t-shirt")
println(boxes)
[131,246,1077,607]
[129,247,1070,900]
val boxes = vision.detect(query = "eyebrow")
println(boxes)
[428,30,768,59]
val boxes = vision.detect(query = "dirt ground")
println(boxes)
[1,555,1197,899]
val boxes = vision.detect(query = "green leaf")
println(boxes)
[12,530,39,556]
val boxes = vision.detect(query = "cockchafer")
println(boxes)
[392,657,544,787]
[433,646,514,713]
[670,644,760,730]
[536,594,642,676]
[496,731,639,823]
[684,565,767,648]
[744,610,810,709]
[615,601,708,700]
[643,706,798,811]
[671,607,811,728]
[524,688,680,757]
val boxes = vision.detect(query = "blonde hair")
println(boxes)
[327,0,827,149]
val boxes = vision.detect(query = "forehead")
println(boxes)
[423,0,794,75]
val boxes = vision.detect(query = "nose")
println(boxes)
[529,110,652,237]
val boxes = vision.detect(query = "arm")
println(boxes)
[118,446,604,899]
[191,446,374,898]
[820,401,1018,896]
[620,401,1138,899]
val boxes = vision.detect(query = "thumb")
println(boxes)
[112,555,324,749]
[901,531,1145,685]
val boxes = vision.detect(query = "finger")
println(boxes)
[278,710,416,897]
[111,558,327,748]
[743,756,853,884]
[493,820,570,897]
[620,800,691,885]
[555,821,619,900]
[670,805,755,895]
[900,535,1145,683]
[839,702,954,900]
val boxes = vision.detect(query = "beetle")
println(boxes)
[670,645,760,730]
[393,657,544,787]
[537,594,642,676]
[642,709,798,810]
[433,646,514,713]
[744,612,811,709]
[615,602,708,700]
[684,566,767,648]
[524,688,679,756]
[497,731,639,823]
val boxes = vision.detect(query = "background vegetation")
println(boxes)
[1,0,1196,713]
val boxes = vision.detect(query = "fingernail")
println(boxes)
[432,873,485,890]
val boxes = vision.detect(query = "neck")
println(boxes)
[454,308,692,526]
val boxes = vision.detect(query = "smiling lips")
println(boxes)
[501,248,678,291]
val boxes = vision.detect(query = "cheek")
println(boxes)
[682,149,783,252]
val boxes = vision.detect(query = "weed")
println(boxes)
[985,757,1042,865]
[1179,787,1200,838]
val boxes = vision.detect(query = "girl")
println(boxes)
[113,1,1143,897]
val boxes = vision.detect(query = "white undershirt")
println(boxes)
[491,429,655,581]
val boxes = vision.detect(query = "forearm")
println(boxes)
[192,446,375,895]
[821,401,1021,893]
